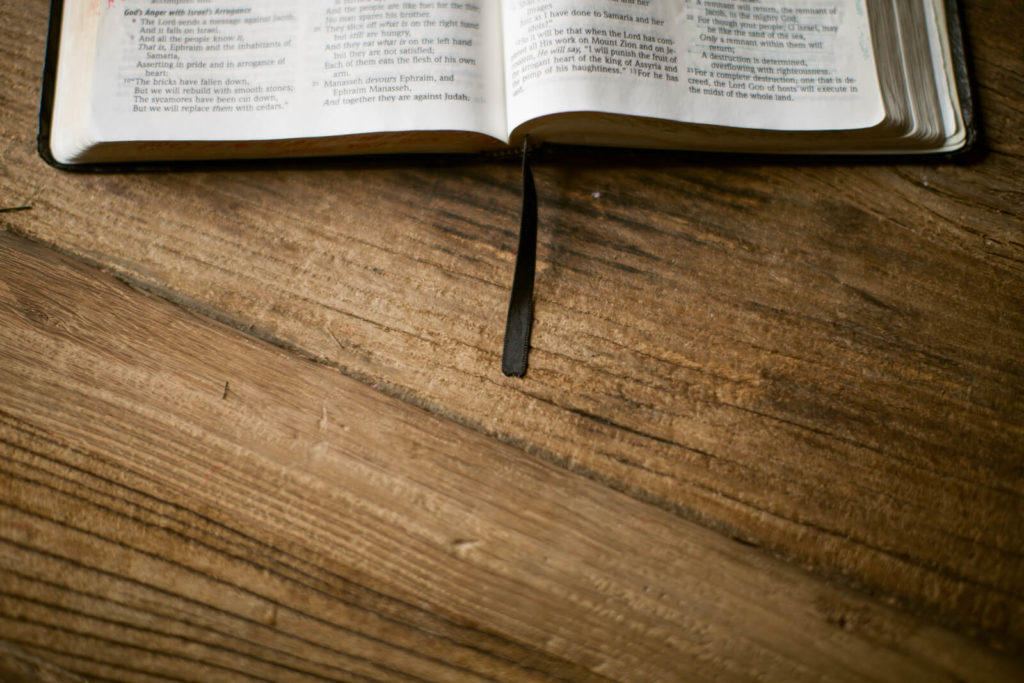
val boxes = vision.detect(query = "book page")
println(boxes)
[86,0,506,144]
[503,0,885,133]
[922,0,962,141]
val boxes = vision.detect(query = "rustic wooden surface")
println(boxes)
[2,0,1023,680]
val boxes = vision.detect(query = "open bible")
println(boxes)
[42,0,973,167]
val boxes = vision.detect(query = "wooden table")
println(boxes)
[2,2,1022,681]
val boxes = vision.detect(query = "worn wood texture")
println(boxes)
[2,0,1023,674]
[0,640,91,683]
[2,231,1021,681]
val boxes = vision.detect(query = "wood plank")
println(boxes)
[3,0,1023,652]
[0,641,91,683]
[2,230,1021,681]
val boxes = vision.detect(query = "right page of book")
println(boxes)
[502,0,885,133]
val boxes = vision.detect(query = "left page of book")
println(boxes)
[51,0,506,163]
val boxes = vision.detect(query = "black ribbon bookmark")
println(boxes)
[501,139,538,377]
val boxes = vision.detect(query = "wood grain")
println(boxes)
[2,0,1023,668]
[1,230,1021,681]
[0,641,91,683]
